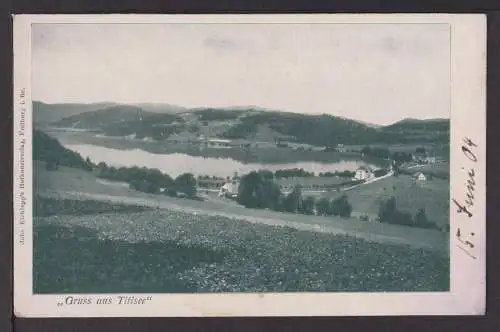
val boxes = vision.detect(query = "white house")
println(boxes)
[354,166,374,181]
[426,156,437,164]
[415,172,427,181]
[218,181,240,198]
[207,138,231,148]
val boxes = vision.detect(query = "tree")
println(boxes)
[261,181,283,211]
[237,171,264,208]
[163,187,178,197]
[174,173,197,197]
[188,124,200,133]
[315,197,330,216]
[284,185,302,213]
[378,197,396,223]
[97,161,108,171]
[329,194,352,218]
[147,181,161,194]
[413,208,436,228]
[258,170,274,181]
[300,196,316,215]
[393,210,413,226]
[415,147,426,154]
[85,157,94,169]
[378,197,413,226]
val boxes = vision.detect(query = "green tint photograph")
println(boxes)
[31,20,451,295]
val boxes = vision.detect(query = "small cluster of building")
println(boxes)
[164,132,278,149]
[412,152,437,164]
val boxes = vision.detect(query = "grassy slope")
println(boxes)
[322,175,450,227]
[34,201,449,293]
[35,162,449,251]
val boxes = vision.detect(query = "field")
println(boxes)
[321,174,449,228]
[33,159,450,293]
[34,197,449,293]
[35,163,449,251]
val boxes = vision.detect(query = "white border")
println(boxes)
[13,14,486,317]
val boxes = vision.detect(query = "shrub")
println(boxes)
[284,185,302,213]
[315,197,330,216]
[300,196,316,215]
[174,173,197,198]
[237,171,283,210]
[328,195,352,218]
[414,208,439,229]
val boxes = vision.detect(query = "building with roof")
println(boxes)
[165,131,200,145]
[218,180,240,199]
[354,166,374,181]
[414,172,428,181]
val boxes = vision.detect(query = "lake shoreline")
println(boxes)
[46,130,388,166]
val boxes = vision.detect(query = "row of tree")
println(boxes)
[237,172,439,230]
[250,168,357,180]
[96,162,197,198]
[236,171,353,217]
[378,197,437,229]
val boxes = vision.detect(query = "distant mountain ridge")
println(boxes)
[33,101,119,125]
[52,105,154,130]
[33,101,187,126]
[34,101,449,146]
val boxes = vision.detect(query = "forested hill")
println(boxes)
[383,118,449,132]
[33,101,119,125]
[221,111,380,145]
[33,101,187,126]
[33,130,92,170]
[39,101,450,146]
[378,118,450,145]
[219,111,449,146]
[51,105,155,129]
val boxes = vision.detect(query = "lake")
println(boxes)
[64,143,378,178]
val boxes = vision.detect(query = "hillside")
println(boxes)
[383,118,449,132]
[33,101,187,127]
[33,130,92,170]
[219,111,380,145]
[45,103,450,146]
[51,105,156,130]
[378,118,450,145]
[102,113,185,138]
[130,103,187,114]
[323,175,450,228]
[33,101,119,126]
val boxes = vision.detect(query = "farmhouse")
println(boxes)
[218,180,240,198]
[165,131,199,145]
[414,172,427,181]
[412,152,437,164]
[197,178,226,189]
[206,138,231,148]
[354,166,374,181]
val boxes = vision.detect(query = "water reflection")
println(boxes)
[64,143,379,178]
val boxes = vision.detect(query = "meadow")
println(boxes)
[34,197,449,293]
[322,175,450,228]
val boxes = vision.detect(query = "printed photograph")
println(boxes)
[32,22,451,294]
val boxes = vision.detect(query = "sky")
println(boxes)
[32,23,450,125]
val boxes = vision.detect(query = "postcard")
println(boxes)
[13,14,486,317]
